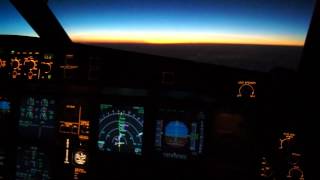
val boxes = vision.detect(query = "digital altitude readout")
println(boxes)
[97,104,144,155]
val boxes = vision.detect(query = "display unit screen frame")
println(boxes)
[17,95,56,141]
[97,102,145,156]
[154,107,206,160]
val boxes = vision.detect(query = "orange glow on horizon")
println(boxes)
[70,31,304,46]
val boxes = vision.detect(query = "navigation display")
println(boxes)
[18,96,56,139]
[154,109,205,160]
[97,104,144,155]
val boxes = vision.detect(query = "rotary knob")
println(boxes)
[11,57,21,70]
[237,81,256,98]
[287,166,304,180]
[11,57,22,79]
[41,62,52,74]
[24,57,38,70]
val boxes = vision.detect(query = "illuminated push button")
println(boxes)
[72,125,79,134]
[259,157,273,178]
[12,71,17,79]
[0,59,6,68]
[27,71,33,80]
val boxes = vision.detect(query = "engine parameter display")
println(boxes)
[15,145,52,180]
[18,96,56,140]
[97,104,144,155]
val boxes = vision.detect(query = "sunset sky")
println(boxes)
[0,0,316,46]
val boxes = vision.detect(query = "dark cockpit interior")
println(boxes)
[1,0,319,179]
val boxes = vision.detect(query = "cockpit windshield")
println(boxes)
[1,0,316,72]
[0,0,38,37]
[47,0,315,72]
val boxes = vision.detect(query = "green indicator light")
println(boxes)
[133,106,144,114]
[100,104,112,110]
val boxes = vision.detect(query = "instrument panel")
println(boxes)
[0,79,306,180]
[1,86,305,180]
[0,42,306,179]
[0,88,254,179]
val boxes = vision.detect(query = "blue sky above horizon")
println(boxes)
[0,0,316,46]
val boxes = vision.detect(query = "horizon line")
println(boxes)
[76,40,304,47]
